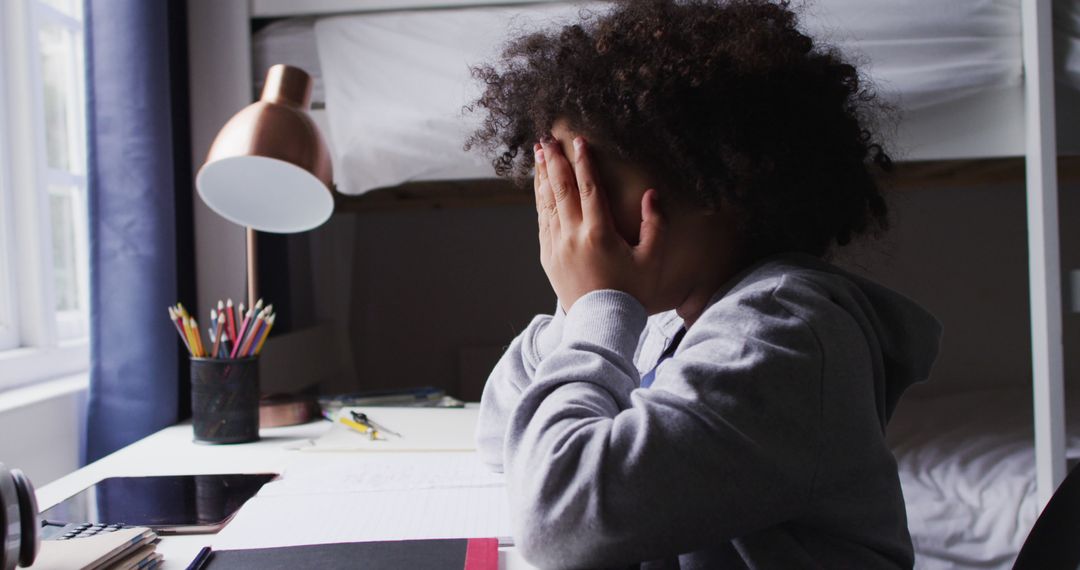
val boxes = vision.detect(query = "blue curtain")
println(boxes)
[85,0,190,462]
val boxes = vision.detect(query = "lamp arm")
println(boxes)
[246,227,258,306]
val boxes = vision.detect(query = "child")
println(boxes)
[467,1,942,568]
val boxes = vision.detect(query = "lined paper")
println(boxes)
[259,453,505,496]
[212,487,512,550]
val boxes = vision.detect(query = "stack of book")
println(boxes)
[31,527,161,569]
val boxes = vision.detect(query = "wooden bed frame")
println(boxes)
[330,156,1080,212]
[187,0,1069,507]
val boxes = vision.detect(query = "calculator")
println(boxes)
[39,520,133,541]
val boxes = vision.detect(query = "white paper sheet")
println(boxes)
[259,453,504,496]
[297,407,480,452]
[212,486,513,550]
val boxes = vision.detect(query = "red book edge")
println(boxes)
[464,538,499,570]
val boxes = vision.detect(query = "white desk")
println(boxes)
[37,419,535,569]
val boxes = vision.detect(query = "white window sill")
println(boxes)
[0,371,88,414]
[0,341,89,392]
[0,372,88,485]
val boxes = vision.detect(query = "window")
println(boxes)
[0,88,15,352]
[0,0,90,389]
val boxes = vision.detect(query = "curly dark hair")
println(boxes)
[465,0,892,260]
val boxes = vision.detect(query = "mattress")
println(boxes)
[887,387,1080,570]
[250,0,1078,194]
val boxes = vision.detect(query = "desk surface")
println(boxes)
[37,419,535,569]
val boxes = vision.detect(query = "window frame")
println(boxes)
[0,0,90,391]
[0,12,18,353]
[36,0,90,341]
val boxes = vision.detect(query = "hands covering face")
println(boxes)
[534,138,667,313]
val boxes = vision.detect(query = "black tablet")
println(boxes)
[40,473,278,534]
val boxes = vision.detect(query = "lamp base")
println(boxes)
[259,394,319,427]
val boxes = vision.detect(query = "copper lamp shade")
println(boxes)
[197,65,334,234]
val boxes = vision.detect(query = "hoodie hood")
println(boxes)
[714,252,944,425]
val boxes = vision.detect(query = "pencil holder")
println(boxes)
[190,357,260,444]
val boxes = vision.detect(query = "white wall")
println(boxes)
[187,0,250,321]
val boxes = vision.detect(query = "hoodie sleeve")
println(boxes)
[475,305,566,471]
[503,288,825,569]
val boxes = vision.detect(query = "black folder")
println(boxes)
[203,538,497,569]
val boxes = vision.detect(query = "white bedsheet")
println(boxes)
[313,4,587,195]
[887,387,1080,570]
[248,0,1071,194]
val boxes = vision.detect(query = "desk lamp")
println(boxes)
[196,64,333,426]
[196,64,333,305]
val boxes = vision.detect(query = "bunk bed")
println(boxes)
[239,0,1074,567]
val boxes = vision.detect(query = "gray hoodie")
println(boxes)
[477,252,942,569]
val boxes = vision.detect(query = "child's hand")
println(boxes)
[534,138,666,312]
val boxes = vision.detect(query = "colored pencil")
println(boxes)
[169,298,276,359]
[239,315,264,357]
[168,307,192,354]
[231,307,255,359]
[225,299,237,347]
[182,316,197,356]
[254,314,275,355]
[219,332,231,358]
[194,317,205,357]
[239,308,258,357]
[250,312,273,356]
[191,317,205,357]
[210,313,224,358]
[180,315,191,355]
[180,305,198,356]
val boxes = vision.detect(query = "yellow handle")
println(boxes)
[339,416,370,433]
